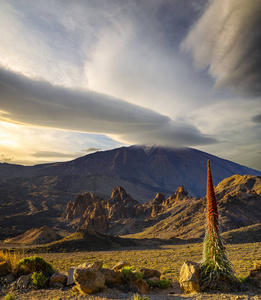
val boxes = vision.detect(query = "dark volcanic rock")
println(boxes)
[62,186,193,235]
[1,145,261,239]
[62,186,140,233]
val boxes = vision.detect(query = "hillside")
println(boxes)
[127,174,261,239]
[1,145,260,200]
[61,175,261,240]
[3,225,62,245]
[0,145,260,239]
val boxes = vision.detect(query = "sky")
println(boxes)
[0,0,261,171]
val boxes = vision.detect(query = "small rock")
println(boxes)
[128,272,137,284]
[149,276,160,284]
[113,261,130,271]
[101,268,123,286]
[134,279,149,294]
[179,261,200,294]
[0,261,10,276]
[73,267,105,294]
[90,261,103,270]
[3,273,16,284]
[49,273,67,288]
[77,262,90,269]
[140,268,161,279]
[17,274,31,289]
[67,267,75,285]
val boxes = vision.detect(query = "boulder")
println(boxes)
[101,268,124,286]
[113,261,130,271]
[0,261,10,276]
[2,274,16,284]
[49,273,67,288]
[179,261,200,294]
[140,268,161,279]
[76,260,103,271]
[73,267,105,294]
[67,267,75,285]
[134,278,149,294]
[17,274,31,288]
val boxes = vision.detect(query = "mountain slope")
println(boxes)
[126,174,261,239]
[61,175,261,240]
[1,145,260,200]
[0,145,261,239]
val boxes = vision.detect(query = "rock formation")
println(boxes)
[61,174,261,240]
[62,185,191,236]
[4,225,61,245]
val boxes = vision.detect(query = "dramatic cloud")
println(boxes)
[0,0,261,170]
[182,0,261,97]
[0,120,122,165]
[85,148,101,153]
[190,98,261,170]
[0,67,216,147]
[32,151,82,158]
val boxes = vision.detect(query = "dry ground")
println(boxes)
[1,242,261,299]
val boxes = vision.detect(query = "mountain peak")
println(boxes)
[111,186,128,199]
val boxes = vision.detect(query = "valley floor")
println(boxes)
[1,242,260,299]
[6,287,261,300]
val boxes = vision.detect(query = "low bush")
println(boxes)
[146,278,157,287]
[17,255,54,275]
[131,294,149,300]
[121,266,133,282]
[31,271,48,289]
[4,293,17,300]
[134,271,143,280]
[157,278,171,289]
[0,250,23,273]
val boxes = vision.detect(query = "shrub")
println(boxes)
[157,278,171,289]
[31,271,48,289]
[134,271,143,280]
[131,294,150,300]
[4,293,17,300]
[121,266,133,282]
[146,279,156,287]
[0,250,23,274]
[17,256,54,275]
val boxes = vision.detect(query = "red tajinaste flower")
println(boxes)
[207,160,219,234]
[200,160,238,291]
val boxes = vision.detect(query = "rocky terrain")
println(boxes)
[3,226,61,245]
[61,174,261,240]
[0,145,261,240]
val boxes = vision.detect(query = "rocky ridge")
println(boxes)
[62,175,261,239]
[1,145,261,240]
[3,226,62,245]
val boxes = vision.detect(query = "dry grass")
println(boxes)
[0,249,24,273]
[38,241,261,282]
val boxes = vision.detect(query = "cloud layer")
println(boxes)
[0,67,216,147]
[182,0,261,97]
[0,0,261,170]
